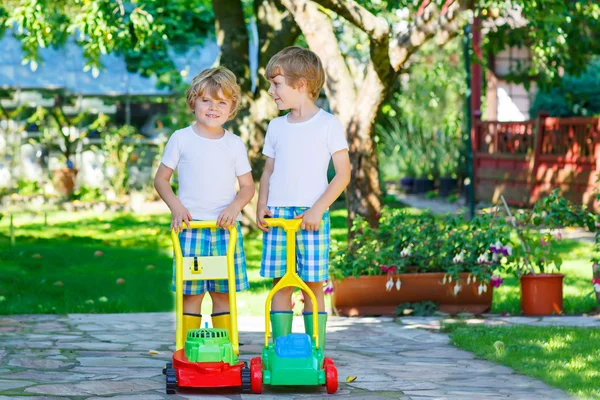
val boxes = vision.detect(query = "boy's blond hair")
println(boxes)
[186,66,241,120]
[265,46,325,100]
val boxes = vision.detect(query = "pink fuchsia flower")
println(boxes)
[540,237,548,247]
[491,275,504,288]
[323,281,334,294]
[381,265,397,274]
[592,278,600,285]
[501,244,513,256]
[490,241,503,253]
[553,230,562,240]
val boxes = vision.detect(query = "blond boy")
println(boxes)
[155,67,255,339]
[256,46,351,347]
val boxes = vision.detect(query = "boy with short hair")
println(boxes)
[155,66,255,339]
[256,46,351,347]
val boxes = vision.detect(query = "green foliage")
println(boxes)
[16,179,43,196]
[377,38,465,181]
[530,58,600,117]
[331,208,511,286]
[396,301,438,317]
[70,186,103,202]
[102,125,142,198]
[482,1,600,89]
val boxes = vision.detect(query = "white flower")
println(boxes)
[443,275,447,284]
[478,284,484,295]
[472,275,477,283]
[453,252,465,264]
[400,245,412,257]
[594,283,600,293]
[483,284,488,293]
[448,275,453,283]
[396,279,402,291]
[386,278,394,292]
[477,253,489,264]
[504,244,513,256]
[492,253,500,262]
[467,275,471,284]
[453,284,461,296]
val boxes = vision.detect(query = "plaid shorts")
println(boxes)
[171,222,249,295]
[260,207,331,282]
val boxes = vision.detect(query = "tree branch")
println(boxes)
[310,0,393,89]
[390,0,466,71]
[281,0,357,125]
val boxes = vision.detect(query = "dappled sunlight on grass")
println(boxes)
[445,324,600,399]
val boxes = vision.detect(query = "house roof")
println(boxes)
[0,31,220,97]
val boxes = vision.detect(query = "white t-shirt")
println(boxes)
[161,126,252,220]
[263,109,348,207]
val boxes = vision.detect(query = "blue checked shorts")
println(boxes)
[260,207,331,282]
[171,222,249,295]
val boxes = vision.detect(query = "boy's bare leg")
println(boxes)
[183,294,205,314]
[302,281,325,313]
[210,292,230,314]
[272,277,294,311]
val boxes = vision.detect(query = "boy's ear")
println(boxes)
[296,77,307,93]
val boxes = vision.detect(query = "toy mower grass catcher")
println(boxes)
[249,218,338,395]
[163,221,250,394]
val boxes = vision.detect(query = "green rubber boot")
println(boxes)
[270,311,293,339]
[303,312,327,350]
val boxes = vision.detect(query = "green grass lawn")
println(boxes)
[443,323,600,399]
[0,209,596,315]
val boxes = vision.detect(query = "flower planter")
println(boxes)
[520,273,564,315]
[53,168,78,197]
[438,177,458,197]
[332,273,493,317]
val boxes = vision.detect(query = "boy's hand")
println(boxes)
[217,205,240,229]
[295,208,323,231]
[170,203,192,233]
[256,204,273,232]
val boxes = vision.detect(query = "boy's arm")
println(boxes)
[154,163,192,232]
[297,149,351,231]
[217,172,256,228]
[256,157,275,232]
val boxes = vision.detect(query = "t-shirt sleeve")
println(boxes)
[235,139,252,176]
[327,117,349,155]
[262,122,276,158]
[160,132,180,170]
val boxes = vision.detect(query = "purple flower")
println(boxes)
[323,281,334,294]
[490,241,503,254]
[490,275,503,288]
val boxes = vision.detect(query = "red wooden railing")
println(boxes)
[473,114,600,211]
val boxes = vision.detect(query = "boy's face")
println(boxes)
[193,89,233,128]
[267,74,303,110]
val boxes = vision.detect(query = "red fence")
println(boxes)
[473,115,600,211]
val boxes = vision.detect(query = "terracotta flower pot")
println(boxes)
[332,273,493,317]
[520,273,564,316]
[53,168,78,197]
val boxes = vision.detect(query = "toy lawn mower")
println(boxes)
[249,218,338,394]
[163,221,250,394]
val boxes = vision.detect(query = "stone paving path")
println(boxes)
[1,313,588,399]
